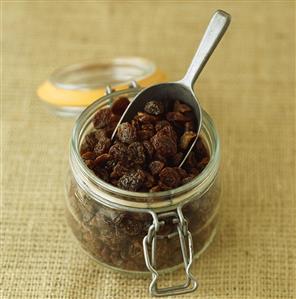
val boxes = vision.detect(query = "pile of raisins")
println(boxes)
[80,96,209,192]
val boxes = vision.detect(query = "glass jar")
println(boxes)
[65,83,221,296]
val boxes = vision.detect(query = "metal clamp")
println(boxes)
[143,207,198,297]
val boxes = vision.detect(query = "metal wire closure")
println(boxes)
[143,206,198,297]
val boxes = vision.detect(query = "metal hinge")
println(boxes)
[143,206,198,297]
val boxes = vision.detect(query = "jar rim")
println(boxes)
[69,87,220,211]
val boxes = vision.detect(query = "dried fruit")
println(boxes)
[155,120,171,131]
[82,151,97,160]
[117,123,137,144]
[94,154,111,166]
[166,112,191,123]
[159,167,181,188]
[117,170,145,191]
[128,142,146,165]
[151,132,177,157]
[94,137,111,155]
[109,142,128,161]
[180,131,197,150]
[149,161,165,176]
[93,108,112,129]
[144,100,164,115]
[173,100,192,113]
[111,97,130,115]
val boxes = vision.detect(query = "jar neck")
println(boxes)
[69,88,220,213]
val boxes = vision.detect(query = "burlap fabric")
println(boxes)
[2,1,295,298]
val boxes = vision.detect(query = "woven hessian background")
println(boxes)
[2,1,295,298]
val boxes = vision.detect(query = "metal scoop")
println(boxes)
[112,10,231,167]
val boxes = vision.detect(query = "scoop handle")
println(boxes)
[181,10,231,88]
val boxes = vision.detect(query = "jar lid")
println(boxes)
[37,57,166,115]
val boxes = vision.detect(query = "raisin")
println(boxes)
[128,142,146,165]
[144,100,164,115]
[143,171,156,189]
[94,137,111,155]
[173,100,192,113]
[137,130,154,141]
[180,131,197,150]
[136,112,157,124]
[151,133,177,157]
[155,120,171,131]
[171,152,183,166]
[159,167,181,188]
[85,159,95,169]
[81,151,97,160]
[85,132,97,148]
[117,170,145,191]
[94,154,111,166]
[111,97,130,115]
[158,125,177,143]
[93,108,112,129]
[174,167,188,178]
[185,152,198,169]
[143,140,154,158]
[117,123,137,144]
[109,142,128,161]
[94,168,110,182]
[95,129,108,139]
[141,123,154,131]
[110,162,129,178]
[149,161,165,176]
[80,142,91,155]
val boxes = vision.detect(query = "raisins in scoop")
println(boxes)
[144,101,164,115]
[93,108,112,129]
[128,142,146,165]
[117,170,145,191]
[159,167,181,188]
[111,97,130,115]
[117,123,137,144]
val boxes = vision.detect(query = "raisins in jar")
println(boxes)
[93,108,112,129]
[111,97,130,116]
[144,100,164,115]
[128,142,146,165]
[137,130,154,141]
[159,167,181,188]
[94,154,111,166]
[117,123,137,144]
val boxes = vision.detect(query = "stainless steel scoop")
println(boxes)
[112,10,231,166]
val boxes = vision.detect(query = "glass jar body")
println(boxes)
[65,87,221,274]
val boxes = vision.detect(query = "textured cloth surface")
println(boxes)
[2,1,295,298]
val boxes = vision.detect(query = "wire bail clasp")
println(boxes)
[143,206,198,297]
